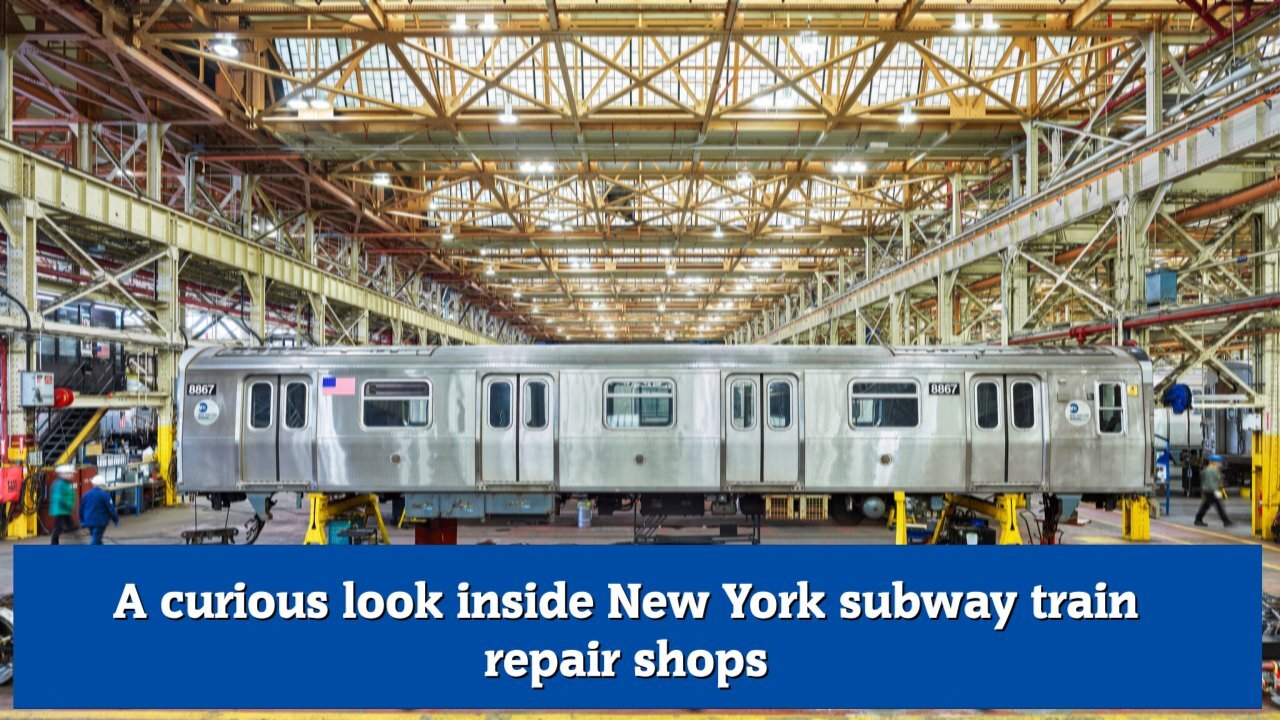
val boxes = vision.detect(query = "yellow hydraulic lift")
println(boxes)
[303,493,390,545]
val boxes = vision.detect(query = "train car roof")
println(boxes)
[184,343,1148,372]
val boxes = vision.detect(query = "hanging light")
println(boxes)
[372,172,391,187]
[427,198,438,211]
[850,160,868,174]
[309,97,331,110]
[658,303,666,312]
[666,265,676,277]
[713,226,723,238]
[479,13,498,31]
[485,265,496,276]
[499,103,518,124]
[981,13,999,31]
[954,13,972,32]
[513,289,522,298]
[441,228,454,242]
[519,161,537,174]
[538,161,554,174]
[211,36,240,59]
[899,103,917,124]
[832,161,849,174]
[737,170,753,187]
[286,96,310,111]
[452,13,468,30]
[550,222,565,232]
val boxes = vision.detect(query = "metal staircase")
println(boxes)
[37,408,106,467]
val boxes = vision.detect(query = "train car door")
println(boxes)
[969,374,1044,487]
[482,374,556,485]
[724,374,800,485]
[240,374,315,487]
[277,375,315,486]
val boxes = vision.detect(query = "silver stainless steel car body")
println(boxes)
[177,344,1154,502]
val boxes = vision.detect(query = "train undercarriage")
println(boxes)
[194,489,1142,547]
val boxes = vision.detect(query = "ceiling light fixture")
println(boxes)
[485,265,496,276]
[479,13,498,31]
[714,226,723,238]
[519,161,536,174]
[513,289,522,298]
[899,103,917,125]
[309,97,331,110]
[538,161,554,174]
[441,228,454,242]
[452,13,468,30]
[372,172,391,187]
[832,161,848,174]
[286,96,310,111]
[954,13,972,31]
[499,103,518,124]
[851,160,868,174]
[211,36,240,59]
[982,13,999,30]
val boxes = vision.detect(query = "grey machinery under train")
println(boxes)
[176,344,1154,524]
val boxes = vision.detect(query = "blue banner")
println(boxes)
[16,545,1258,710]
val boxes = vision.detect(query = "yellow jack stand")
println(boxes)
[1121,495,1151,542]
[931,494,1024,545]
[303,493,389,545]
[893,491,907,545]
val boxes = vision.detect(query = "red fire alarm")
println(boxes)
[52,387,74,409]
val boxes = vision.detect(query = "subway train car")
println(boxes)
[177,344,1154,524]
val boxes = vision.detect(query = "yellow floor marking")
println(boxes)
[1087,514,1280,571]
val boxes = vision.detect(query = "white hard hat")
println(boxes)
[54,464,76,476]
[90,475,107,486]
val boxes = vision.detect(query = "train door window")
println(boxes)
[849,381,919,428]
[975,381,1000,430]
[363,381,431,428]
[523,380,548,430]
[1010,382,1035,430]
[1097,382,1125,434]
[767,380,792,430]
[488,380,513,429]
[249,382,273,429]
[604,379,675,429]
[284,382,308,429]
[730,379,757,430]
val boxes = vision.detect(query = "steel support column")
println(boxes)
[2,198,37,538]
[154,246,180,504]
[1256,198,1280,539]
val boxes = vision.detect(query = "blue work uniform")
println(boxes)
[78,487,119,545]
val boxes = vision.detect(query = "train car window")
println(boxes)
[249,382,273,429]
[362,381,431,428]
[767,381,792,430]
[488,381,513,429]
[730,380,756,430]
[849,381,919,428]
[524,381,548,429]
[1097,382,1125,434]
[975,382,1000,430]
[1011,382,1035,430]
[605,379,675,429]
[284,382,308,429]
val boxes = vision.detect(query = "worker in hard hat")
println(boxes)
[77,475,119,545]
[48,464,77,545]
[1194,454,1233,528]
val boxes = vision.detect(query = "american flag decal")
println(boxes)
[321,376,356,396]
